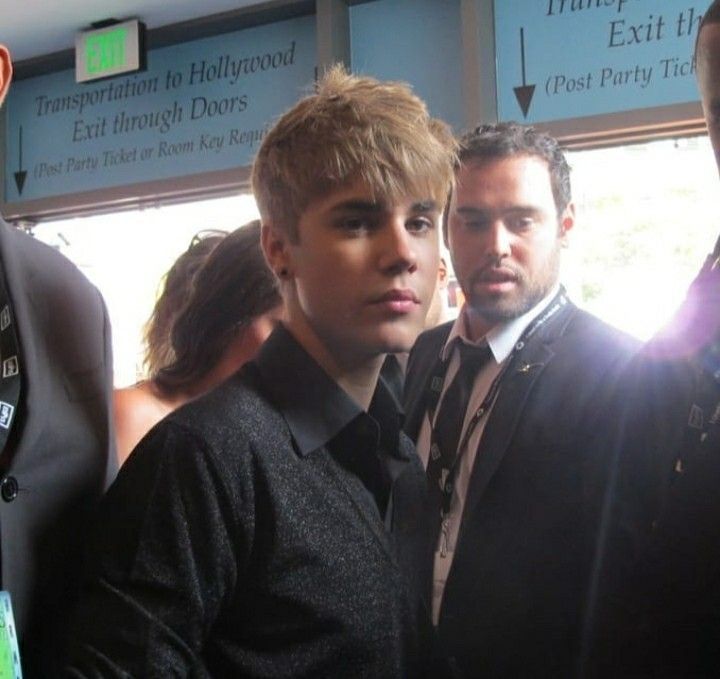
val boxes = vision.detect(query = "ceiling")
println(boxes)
[2,0,272,63]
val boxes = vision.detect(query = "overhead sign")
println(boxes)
[4,14,315,204]
[495,0,712,123]
[350,0,463,131]
[76,20,144,83]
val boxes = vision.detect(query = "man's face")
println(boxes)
[697,22,720,172]
[276,179,441,366]
[447,155,573,333]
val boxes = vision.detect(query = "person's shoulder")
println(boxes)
[165,367,287,458]
[1,221,101,300]
[115,381,162,408]
[114,383,174,465]
[405,321,453,394]
[3,221,75,270]
[556,306,641,375]
[413,320,453,353]
[568,306,640,352]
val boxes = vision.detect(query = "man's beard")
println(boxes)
[466,244,561,324]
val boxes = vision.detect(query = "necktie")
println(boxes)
[426,341,492,540]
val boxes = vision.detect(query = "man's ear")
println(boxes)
[261,222,292,280]
[559,201,575,246]
[438,256,448,289]
[0,45,13,109]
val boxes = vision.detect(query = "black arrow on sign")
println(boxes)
[513,28,536,119]
[14,126,26,196]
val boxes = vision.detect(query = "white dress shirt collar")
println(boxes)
[441,284,561,364]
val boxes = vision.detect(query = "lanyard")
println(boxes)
[0,264,21,458]
[427,291,567,519]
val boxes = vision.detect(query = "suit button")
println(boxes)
[1,476,18,502]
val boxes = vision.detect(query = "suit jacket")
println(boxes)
[66,326,431,678]
[0,221,116,675]
[583,262,720,677]
[404,299,641,678]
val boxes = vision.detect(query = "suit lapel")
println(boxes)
[404,324,452,442]
[458,303,576,540]
[0,224,47,460]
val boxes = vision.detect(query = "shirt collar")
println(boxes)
[254,324,405,458]
[442,283,561,364]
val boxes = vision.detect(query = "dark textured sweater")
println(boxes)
[65,327,430,678]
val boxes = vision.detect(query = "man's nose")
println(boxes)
[485,221,511,261]
[380,219,418,273]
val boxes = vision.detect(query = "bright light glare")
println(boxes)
[564,136,720,340]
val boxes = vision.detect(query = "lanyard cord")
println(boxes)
[426,291,567,516]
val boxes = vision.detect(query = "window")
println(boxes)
[563,136,719,340]
[33,193,259,386]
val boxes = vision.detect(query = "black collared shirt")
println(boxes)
[66,324,429,678]
[257,325,407,518]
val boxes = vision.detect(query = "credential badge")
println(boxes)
[688,404,704,430]
[0,402,14,429]
[2,357,18,379]
[0,306,10,332]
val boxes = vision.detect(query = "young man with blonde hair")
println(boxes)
[66,67,455,677]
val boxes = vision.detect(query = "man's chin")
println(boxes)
[374,334,416,357]
[377,318,427,352]
[377,339,413,356]
[467,294,531,325]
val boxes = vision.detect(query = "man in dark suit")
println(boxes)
[65,67,456,677]
[582,7,720,675]
[0,45,116,675]
[403,122,648,677]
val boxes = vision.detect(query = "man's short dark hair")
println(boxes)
[457,122,572,215]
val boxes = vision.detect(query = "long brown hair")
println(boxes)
[143,231,225,377]
[154,221,280,395]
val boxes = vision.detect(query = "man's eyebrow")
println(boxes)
[411,200,440,213]
[329,199,440,213]
[455,205,540,215]
[455,206,488,216]
[330,200,382,213]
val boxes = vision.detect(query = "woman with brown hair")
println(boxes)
[114,220,282,464]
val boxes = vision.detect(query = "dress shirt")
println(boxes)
[66,325,428,678]
[259,326,408,521]
[417,286,560,623]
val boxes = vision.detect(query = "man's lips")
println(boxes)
[475,267,518,284]
[370,289,420,313]
[470,267,519,294]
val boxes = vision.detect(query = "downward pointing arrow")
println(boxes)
[513,28,536,119]
[14,126,26,196]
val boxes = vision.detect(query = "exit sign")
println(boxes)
[75,20,143,83]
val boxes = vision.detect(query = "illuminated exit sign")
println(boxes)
[75,20,144,83]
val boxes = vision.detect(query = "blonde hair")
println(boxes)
[252,65,457,240]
